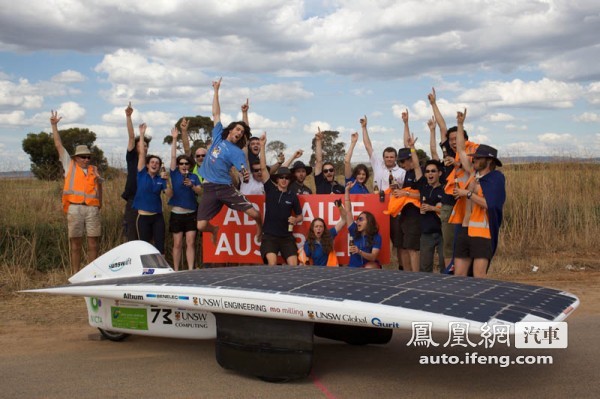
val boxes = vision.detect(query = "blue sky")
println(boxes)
[1,0,599,172]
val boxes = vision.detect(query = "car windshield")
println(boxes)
[140,253,171,269]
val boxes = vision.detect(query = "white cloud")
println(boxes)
[458,78,584,109]
[51,70,86,83]
[505,124,528,131]
[537,133,573,144]
[484,113,515,122]
[573,112,600,122]
[0,111,27,126]
[303,121,331,134]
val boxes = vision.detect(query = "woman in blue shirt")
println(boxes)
[166,127,202,270]
[302,204,347,266]
[133,123,167,254]
[344,132,370,194]
[344,182,382,268]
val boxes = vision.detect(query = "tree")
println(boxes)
[163,115,214,153]
[309,130,346,172]
[22,128,107,181]
[266,140,287,163]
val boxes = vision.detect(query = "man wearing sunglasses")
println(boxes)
[408,134,445,273]
[314,128,345,194]
[51,110,103,275]
[258,133,303,265]
[240,161,265,195]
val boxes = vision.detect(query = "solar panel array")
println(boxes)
[72,266,576,323]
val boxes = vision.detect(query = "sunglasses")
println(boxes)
[356,216,366,222]
[78,155,91,160]
[179,162,190,166]
[425,169,438,173]
[323,168,335,173]
[252,168,262,173]
[195,154,206,158]
[278,176,291,180]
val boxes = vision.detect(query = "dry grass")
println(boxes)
[1,162,599,293]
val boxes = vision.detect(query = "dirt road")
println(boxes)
[1,271,598,399]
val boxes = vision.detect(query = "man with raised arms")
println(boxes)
[196,78,263,244]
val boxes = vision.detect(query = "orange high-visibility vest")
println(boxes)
[383,187,421,217]
[62,160,101,213]
[297,247,339,267]
[468,184,491,239]
[448,174,475,224]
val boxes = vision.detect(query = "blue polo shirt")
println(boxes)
[303,228,338,266]
[199,122,247,185]
[348,223,382,267]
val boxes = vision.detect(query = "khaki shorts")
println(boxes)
[67,205,101,238]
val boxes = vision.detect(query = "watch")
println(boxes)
[466,191,473,199]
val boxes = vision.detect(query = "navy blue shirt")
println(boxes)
[315,173,344,194]
[263,181,302,237]
[122,148,138,200]
[416,176,444,234]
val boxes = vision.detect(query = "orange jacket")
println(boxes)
[62,160,101,213]
[298,247,339,267]
[383,187,421,217]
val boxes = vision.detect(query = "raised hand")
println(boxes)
[139,123,147,135]
[241,98,249,113]
[50,110,62,126]
[427,87,437,105]
[180,117,188,131]
[171,126,179,139]
[407,133,418,148]
[427,116,436,130]
[359,115,367,128]
[402,108,409,124]
[277,152,285,164]
[350,132,358,143]
[259,131,267,146]
[292,149,303,159]
[212,77,222,91]
[457,108,467,124]
[315,126,323,141]
[125,101,133,117]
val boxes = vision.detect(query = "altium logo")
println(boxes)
[123,293,143,300]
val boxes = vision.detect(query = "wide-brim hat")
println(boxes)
[272,166,292,178]
[468,144,502,167]
[72,145,92,158]
[397,147,412,161]
[290,160,313,175]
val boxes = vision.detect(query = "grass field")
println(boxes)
[1,161,599,291]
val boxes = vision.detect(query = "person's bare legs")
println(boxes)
[286,255,298,266]
[172,232,183,271]
[265,253,278,266]
[70,237,83,275]
[245,208,263,243]
[454,257,471,276]
[400,249,412,272]
[409,249,420,272]
[185,230,197,270]
[197,220,219,245]
[87,236,99,263]
[472,258,489,278]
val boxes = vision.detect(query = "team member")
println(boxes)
[344,182,382,268]
[122,102,150,241]
[361,114,406,267]
[258,133,303,265]
[344,132,370,193]
[314,128,345,194]
[407,134,445,273]
[283,149,313,194]
[196,78,263,245]
[51,110,102,274]
[133,123,168,254]
[166,127,201,270]
[453,109,506,278]
[300,203,347,266]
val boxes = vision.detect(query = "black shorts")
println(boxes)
[196,183,254,221]
[169,212,197,233]
[398,208,421,250]
[454,226,493,260]
[260,234,298,262]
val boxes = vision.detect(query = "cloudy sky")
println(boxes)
[1,0,599,171]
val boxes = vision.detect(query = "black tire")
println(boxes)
[98,328,130,342]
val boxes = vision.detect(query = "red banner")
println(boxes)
[202,194,391,265]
